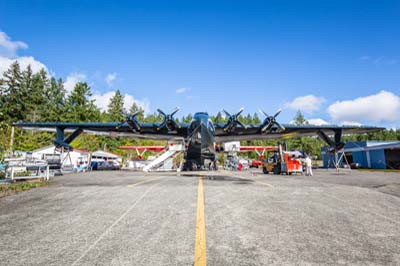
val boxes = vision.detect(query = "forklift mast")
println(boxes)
[277,142,287,164]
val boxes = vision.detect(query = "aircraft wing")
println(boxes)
[119,146,166,152]
[214,124,385,142]
[239,146,277,152]
[14,121,189,140]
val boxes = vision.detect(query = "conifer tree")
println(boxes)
[107,90,125,121]
[26,68,48,121]
[66,82,100,122]
[182,114,193,123]
[42,77,67,121]
[0,61,24,122]
[129,102,145,121]
[252,112,261,124]
[293,110,309,125]
[213,111,225,123]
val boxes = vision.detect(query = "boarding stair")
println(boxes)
[143,140,184,172]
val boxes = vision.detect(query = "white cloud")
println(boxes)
[339,121,362,126]
[358,55,398,66]
[0,32,49,76]
[327,90,400,123]
[63,72,86,93]
[105,72,117,87]
[0,31,28,57]
[0,55,48,75]
[91,91,114,111]
[288,118,329,125]
[91,91,150,114]
[285,95,325,114]
[123,94,150,114]
[176,87,189,94]
[307,118,329,125]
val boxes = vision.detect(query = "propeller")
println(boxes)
[326,141,346,153]
[259,108,285,133]
[222,107,247,132]
[330,130,345,153]
[116,111,142,132]
[156,107,181,131]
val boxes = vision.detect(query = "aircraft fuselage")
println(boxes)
[184,112,217,170]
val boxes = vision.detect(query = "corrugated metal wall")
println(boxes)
[369,149,386,169]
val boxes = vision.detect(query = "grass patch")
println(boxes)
[0,180,47,198]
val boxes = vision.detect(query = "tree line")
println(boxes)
[1,62,399,160]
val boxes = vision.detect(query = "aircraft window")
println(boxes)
[209,120,215,134]
[193,112,209,125]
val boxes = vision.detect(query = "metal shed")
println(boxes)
[322,141,400,169]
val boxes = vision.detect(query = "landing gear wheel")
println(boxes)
[263,167,268,174]
[273,166,281,175]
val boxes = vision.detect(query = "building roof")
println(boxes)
[322,141,400,153]
[362,141,400,151]
[74,148,89,154]
[32,145,88,154]
[92,150,121,159]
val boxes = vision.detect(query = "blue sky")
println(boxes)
[0,0,399,127]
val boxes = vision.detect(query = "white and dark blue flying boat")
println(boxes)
[14,108,384,170]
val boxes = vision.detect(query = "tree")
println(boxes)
[66,82,100,122]
[41,77,67,121]
[293,110,309,125]
[252,113,261,124]
[143,112,162,123]
[26,68,48,121]
[107,90,125,121]
[244,114,253,124]
[212,111,226,123]
[182,114,193,123]
[0,61,24,122]
[129,102,145,121]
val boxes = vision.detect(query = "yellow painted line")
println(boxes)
[194,177,207,266]
[253,180,274,188]
[127,178,160,187]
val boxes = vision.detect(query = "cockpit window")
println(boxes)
[209,119,215,134]
[193,112,209,125]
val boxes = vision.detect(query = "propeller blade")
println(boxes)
[236,107,244,117]
[275,121,285,131]
[237,120,247,129]
[261,120,273,132]
[155,108,181,131]
[157,109,166,117]
[172,119,181,129]
[222,109,231,117]
[130,110,140,117]
[157,121,166,131]
[274,108,282,118]
[259,109,269,117]
[115,121,125,129]
[119,111,143,131]
[171,107,180,116]
[222,108,248,131]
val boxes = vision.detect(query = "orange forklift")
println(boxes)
[262,142,304,175]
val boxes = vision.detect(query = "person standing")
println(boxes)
[305,156,313,176]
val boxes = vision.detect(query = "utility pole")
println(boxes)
[9,126,14,153]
